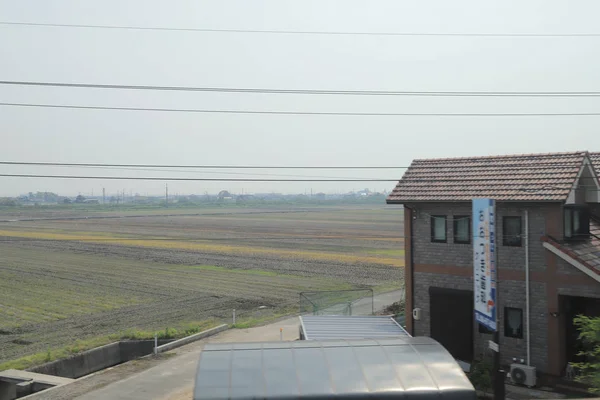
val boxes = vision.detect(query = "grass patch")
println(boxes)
[366,249,405,257]
[118,319,219,340]
[190,265,279,277]
[0,336,116,371]
[231,307,297,329]
[0,320,219,372]
[373,280,405,295]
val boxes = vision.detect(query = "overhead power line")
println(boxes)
[3,80,600,97]
[84,166,374,180]
[1,173,598,187]
[0,161,595,170]
[0,161,403,169]
[0,233,557,242]
[2,21,600,37]
[0,173,397,182]
[2,102,600,116]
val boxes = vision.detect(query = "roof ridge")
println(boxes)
[412,151,589,163]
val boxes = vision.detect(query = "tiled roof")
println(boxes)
[543,219,600,278]
[591,152,600,173]
[387,151,589,203]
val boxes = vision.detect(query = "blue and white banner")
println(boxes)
[473,199,497,332]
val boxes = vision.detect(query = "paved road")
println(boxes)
[352,288,404,316]
[75,290,403,400]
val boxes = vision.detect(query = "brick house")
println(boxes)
[386,151,600,378]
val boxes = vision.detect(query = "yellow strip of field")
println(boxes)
[0,229,404,267]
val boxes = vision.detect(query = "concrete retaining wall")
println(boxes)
[29,342,121,380]
[19,325,229,399]
[120,340,170,361]
[29,340,172,379]
[156,324,228,353]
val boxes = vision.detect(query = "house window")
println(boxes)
[504,307,523,339]
[453,216,471,244]
[478,323,494,334]
[564,206,590,240]
[503,216,522,247]
[431,215,447,243]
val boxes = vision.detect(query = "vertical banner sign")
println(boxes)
[473,199,497,332]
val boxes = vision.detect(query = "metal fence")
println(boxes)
[299,289,374,316]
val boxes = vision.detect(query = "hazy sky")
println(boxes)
[1,0,599,196]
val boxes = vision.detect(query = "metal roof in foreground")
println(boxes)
[194,337,476,400]
[300,315,410,340]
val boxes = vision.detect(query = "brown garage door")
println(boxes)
[429,287,474,362]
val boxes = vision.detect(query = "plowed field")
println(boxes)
[0,205,404,366]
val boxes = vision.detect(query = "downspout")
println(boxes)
[404,204,416,337]
[525,209,531,366]
[410,207,415,337]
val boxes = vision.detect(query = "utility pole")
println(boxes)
[102,188,106,205]
[493,280,505,400]
[493,211,505,400]
[165,183,169,208]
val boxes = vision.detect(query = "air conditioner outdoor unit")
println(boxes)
[510,363,537,387]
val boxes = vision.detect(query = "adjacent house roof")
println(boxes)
[542,218,600,283]
[387,151,594,203]
[591,152,600,172]
[299,316,410,340]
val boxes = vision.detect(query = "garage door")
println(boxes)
[429,287,473,362]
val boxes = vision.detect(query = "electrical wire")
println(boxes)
[2,102,600,116]
[2,21,600,37]
[82,165,374,180]
[3,80,600,97]
[4,173,600,186]
[0,161,597,170]
[0,173,397,182]
[0,234,550,242]
[0,161,401,169]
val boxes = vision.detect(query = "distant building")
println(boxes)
[217,190,234,201]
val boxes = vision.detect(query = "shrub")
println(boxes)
[469,358,492,393]
[571,315,600,393]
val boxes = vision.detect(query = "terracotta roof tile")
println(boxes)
[591,152,600,177]
[387,151,590,203]
[553,218,600,276]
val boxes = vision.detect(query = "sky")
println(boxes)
[1,0,600,197]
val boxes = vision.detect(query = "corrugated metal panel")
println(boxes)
[300,315,410,340]
[194,337,476,400]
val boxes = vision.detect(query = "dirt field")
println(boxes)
[0,205,404,366]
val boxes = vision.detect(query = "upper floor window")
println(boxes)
[504,307,523,339]
[564,206,590,240]
[453,216,471,244]
[503,216,522,247]
[431,215,447,243]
